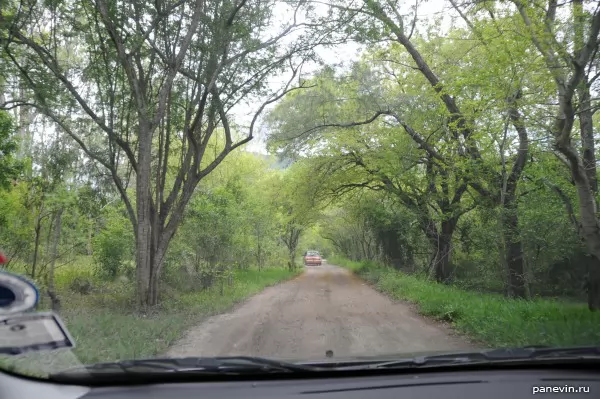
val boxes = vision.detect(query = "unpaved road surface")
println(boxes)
[166,265,473,360]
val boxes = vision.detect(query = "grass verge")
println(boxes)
[333,257,600,348]
[1,265,300,377]
[63,267,300,365]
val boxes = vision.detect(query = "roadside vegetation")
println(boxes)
[335,258,600,347]
[264,1,600,347]
[59,265,299,365]
[1,0,600,366]
[266,1,600,313]
[0,148,308,364]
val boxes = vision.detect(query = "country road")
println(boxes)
[166,264,473,361]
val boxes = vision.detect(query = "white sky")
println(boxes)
[240,0,453,154]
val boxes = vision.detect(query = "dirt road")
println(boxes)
[166,265,473,361]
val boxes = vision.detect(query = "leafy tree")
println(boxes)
[267,65,474,282]
[0,110,20,190]
[502,0,600,310]
[93,209,134,280]
[1,0,322,306]
[271,161,321,270]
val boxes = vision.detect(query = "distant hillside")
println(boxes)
[244,151,293,170]
[271,156,294,170]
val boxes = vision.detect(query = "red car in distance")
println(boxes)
[303,250,322,266]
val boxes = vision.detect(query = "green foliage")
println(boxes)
[319,190,430,272]
[0,110,21,191]
[2,0,322,307]
[265,3,598,298]
[0,182,31,252]
[268,161,323,268]
[93,212,134,280]
[1,0,599,373]
[299,224,335,258]
[53,256,96,291]
[165,151,287,283]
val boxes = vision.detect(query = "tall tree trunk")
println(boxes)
[434,218,457,282]
[572,176,600,311]
[550,74,600,310]
[47,208,63,312]
[147,265,160,306]
[501,94,529,298]
[548,181,600,310]
[423,217,457,283]
[283,224,301,271]
[288,249,295,271]
[502,196,527,298]
[31,217,42,280]
[257,233,263,271]
[579,79,597,197]
[553,106,600,310]
[587,257,600,311]
[135,123,155,307]
[134,123,181,307]
[577,79,600,310]
[288,236,296,271]
[144,233,171,307]
[574,1,598,198]
[87,223,93,256]
[135,220,154,307]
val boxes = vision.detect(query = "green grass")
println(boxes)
[1,260,300,377]
[62,267,300,365]
[335,258,600,348]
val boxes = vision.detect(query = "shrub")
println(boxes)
[69,276,93,295]
[93,217,133,280]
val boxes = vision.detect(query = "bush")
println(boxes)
[93,217,133,280]
[69,277,93,295]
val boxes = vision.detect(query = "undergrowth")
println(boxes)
[2,259,300,377]
[334,258,600,348]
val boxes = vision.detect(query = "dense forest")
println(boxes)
[1,0,600,321]
[265,0,600,310]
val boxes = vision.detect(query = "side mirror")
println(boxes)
[0,270,39,315]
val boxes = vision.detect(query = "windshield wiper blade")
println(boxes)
[514,345,600,359]
[461,345,600,361]
[50,356,322,379]
[337,346,600,370]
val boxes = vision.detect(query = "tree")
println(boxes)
[245,176,278,270]
[272,161,321,270]
[267,0,566,296]
[1,0,320,306]
[504,0,600,309]
[0,111,20,190]
[267,65,475,282]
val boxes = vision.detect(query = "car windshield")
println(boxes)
[1,0,600,381]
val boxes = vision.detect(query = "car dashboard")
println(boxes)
[1,367,598,399]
